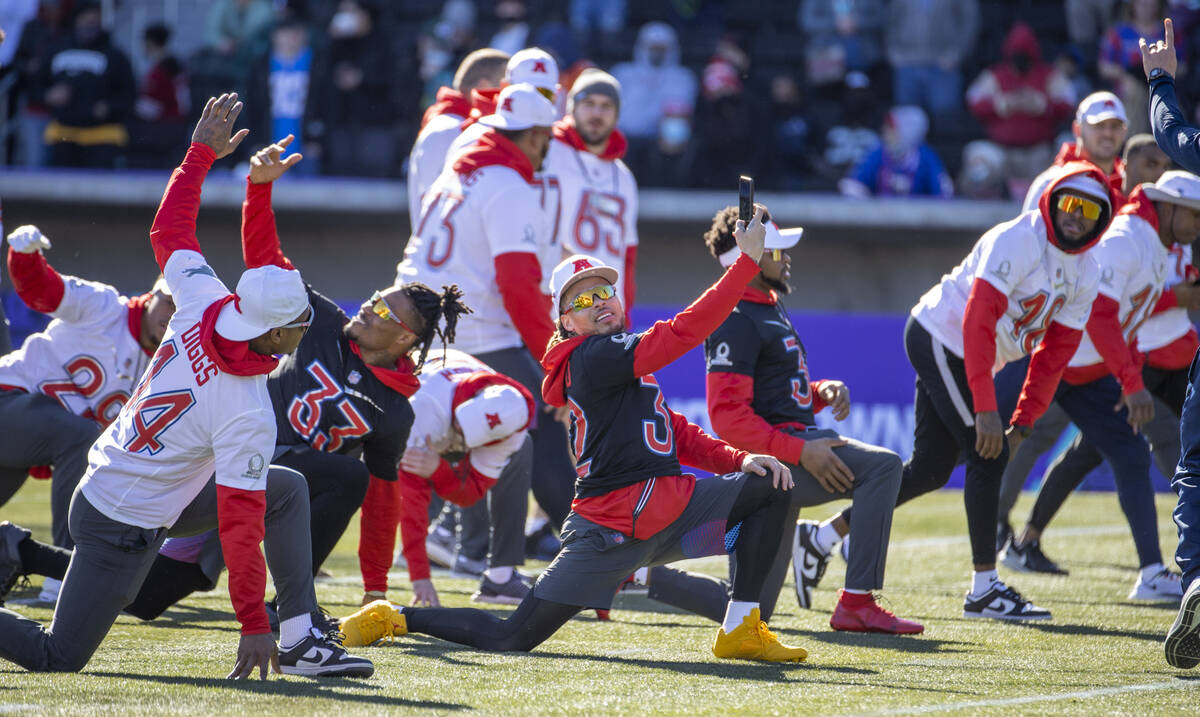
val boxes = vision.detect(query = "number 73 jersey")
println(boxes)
[912,210,1100,367]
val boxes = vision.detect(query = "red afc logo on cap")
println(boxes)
[572,259,592,272]
[533,61,547,73]
[501,97,514,112]
[485,412,502,429]
[1104,99,1116,109]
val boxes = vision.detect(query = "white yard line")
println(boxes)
[850,679,1199,716]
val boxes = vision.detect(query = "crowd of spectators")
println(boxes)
[0,0,1197,197]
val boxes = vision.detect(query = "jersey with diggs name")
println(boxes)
[80,249,276,529]
[407,113,464,232]
[396,162,552,355]
[565,332,685,498]
[1071,213,1167,367]
[0,277,149,426]
[544,137,638,299]
[1138,243,1193,352]
[408,348,525,478]
[912,210,1099,367]
[270,287,413,480]
[704,298,815,427]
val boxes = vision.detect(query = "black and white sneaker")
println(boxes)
[964,582,1052,621]
[0,522,31,606]
[1002,539,1068,575]
[472,572,532,605]
[791,521,832,610]
[279,623,373,678]
[1165,579,1200,669]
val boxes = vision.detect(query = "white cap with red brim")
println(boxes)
[718,221,804,267]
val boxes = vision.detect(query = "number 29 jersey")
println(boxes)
[912,209,1099,368]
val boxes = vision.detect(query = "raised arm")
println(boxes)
[149,93,248,271]
[5,226,63,313]
[242,136,303,270]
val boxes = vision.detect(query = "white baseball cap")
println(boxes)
[718,221,805,267]
[214,265,310,341]
[505,48,558,93]
[549,254,619,312]
[454,383,531,448]
[478,82,557,131]
[1142,170,1200,212]
[1076,91,1127,125]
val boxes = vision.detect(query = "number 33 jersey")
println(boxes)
[80,250,277,530]
[912,209,1100,368]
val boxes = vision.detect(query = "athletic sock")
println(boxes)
[1141,562,1165,582]
[16,537,71,580]
[971,570,1000,597]
[721,600,758,633]
[813,520,841,555]
[484,566,513,583]
[839,589,873,607]
[279,613,315,649]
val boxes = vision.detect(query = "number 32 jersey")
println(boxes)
[912,209,1099,367]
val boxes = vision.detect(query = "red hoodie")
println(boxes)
[967,23,1073,147]
[420,86,471,131]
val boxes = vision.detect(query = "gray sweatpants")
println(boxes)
[646,429,903,621]
[0,389,102,549]
[0,466,316,672]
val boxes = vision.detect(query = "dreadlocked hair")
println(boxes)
[545,317,575,354]
[398,282,473,369]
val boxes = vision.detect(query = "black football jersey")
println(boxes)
[704,298,816,427]
[565,332,684,498]
[269,287,414,479]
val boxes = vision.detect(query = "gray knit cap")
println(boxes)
[568,68,621,114]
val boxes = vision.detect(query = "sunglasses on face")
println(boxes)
[564,284,616,314]
[371,290,417,334]
[1056,194,1103,220]
[279,304,314,333]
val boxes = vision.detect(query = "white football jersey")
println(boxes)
[1071,213,1167,366]
[445,122,487,164]
[407,113,465,232]
[544,137,639,301]
[1137,243,1194,352]
[913,210,1099,368]
[396,160,553,355]
[79,250,276,529]
[407,348,525,479]
[0,276,150,426]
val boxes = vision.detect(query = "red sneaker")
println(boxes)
[829,590,924,634]
[595,609,611,621]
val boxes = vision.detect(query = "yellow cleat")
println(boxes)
[338,599,408,647]
[712,608,808,663]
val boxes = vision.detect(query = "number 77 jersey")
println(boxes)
[912,208,1100,368]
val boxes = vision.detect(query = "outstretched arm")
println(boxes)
[5,226,63,313]
[242,135,303,270]
[150,93,248,271]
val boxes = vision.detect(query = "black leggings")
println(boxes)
[403,475,790,651]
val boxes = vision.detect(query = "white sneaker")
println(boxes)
[37,577,61,605]
[791,521,831,610]
[839,534,850,564]
[963,581,1052,621]
[1130,568,1185,602]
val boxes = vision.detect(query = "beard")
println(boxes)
[578,125,611,147]
[762,274,791,295]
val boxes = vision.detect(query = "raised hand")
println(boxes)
[1140,17,1178,80]
[192,93,249,160]
[733,203,767,263]
[249,134,304,185]
[6,225,51,254]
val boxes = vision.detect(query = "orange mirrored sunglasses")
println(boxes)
[1056,194,1102,220]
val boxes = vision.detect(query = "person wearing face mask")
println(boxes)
[839,106,953,198]
[966,22,1077,194]
[38,1,136,168]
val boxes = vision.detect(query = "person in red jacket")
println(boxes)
[340,210,808,662]
[0,93,371,677]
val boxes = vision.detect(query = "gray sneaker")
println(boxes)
[472,573,532,605]
[0,522,30,605]
[1166,579,1200,668]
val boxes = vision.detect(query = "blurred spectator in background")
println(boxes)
[957,139,1010,199]
[417,0,477,107]
[966,22,1075,198]
[489,0,530,56]
[612,22,696,187]
[840,106,953,198]
[1099,0,1181,135]
[193,0,273,101]
[129,22,188,169]
[799,0,884,88]
[886,0,979,121]
[809,71,883,191]
[569,0,626,56]
[1056,46,1095,102]
[766,73,811,190]
[693,34,764,188]
[9,0,71,167]
[249,15,321,172]
[1066,0,1120,72]
[322,0,396,177]
[40,2,135,168]
[0,0,37,70]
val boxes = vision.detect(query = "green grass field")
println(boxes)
[2,479,1198,716]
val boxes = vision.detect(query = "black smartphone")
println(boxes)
[739,176,754,223]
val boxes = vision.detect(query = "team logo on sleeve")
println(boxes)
[183,265,216,278]
[242,453,265,480]
[991,260,1012,281]
[1100,266,1115,287]
[708,342,733,367]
